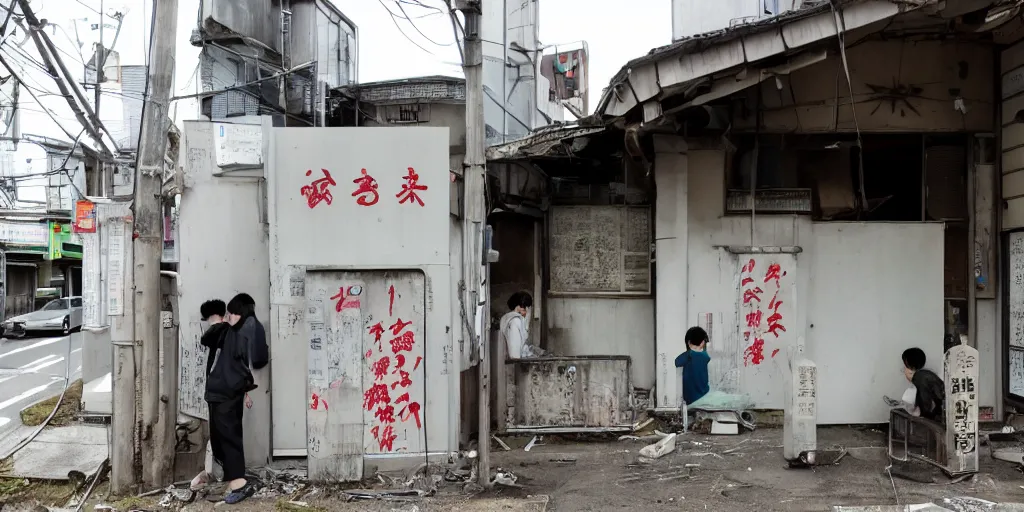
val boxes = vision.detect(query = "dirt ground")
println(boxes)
[5,426,1024,511]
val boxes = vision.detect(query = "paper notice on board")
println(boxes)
[82,233,101,327]
[107,221,125,316]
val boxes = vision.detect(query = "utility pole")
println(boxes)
[94,0,103,113]
[455,0,489,487]
[133,0,178,489]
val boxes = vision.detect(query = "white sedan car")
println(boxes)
[3,297,84,337]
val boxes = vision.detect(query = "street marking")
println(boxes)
[0,382,57,412]
[24,357,64,374]
[0,337,64,361]
[0,417,8,428]
[19,354,57,369]
[0,356,68,385]
[71,348,81,355]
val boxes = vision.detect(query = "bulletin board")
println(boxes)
[548,206,651,295]
[1006,231,1024,400]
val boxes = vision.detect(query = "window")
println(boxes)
[42,299,68,311]
[71,298,83,308]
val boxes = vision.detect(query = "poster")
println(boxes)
[74,200,96,233]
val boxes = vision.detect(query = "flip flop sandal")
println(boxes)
[224,480,257,505]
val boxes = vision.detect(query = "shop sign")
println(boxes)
[0,221,48,245]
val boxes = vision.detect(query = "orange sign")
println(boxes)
[73,200,96,233]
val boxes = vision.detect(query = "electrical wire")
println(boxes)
[378,0,437,56]
[392,1,452,46]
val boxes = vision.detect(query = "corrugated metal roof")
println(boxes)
[486,125,605,161]
[337,76,466,104]
[594,0,929,119]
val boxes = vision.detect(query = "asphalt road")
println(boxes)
[0,333,81,441]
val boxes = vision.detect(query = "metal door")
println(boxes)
[305,270,426,482]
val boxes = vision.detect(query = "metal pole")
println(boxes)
[134,0,178,488]
[455,0,489,487]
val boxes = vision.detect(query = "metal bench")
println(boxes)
[888,408,949,472]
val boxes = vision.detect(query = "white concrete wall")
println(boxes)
[546,297,655,389]
[650,138,973,423]
[267,126,456,465]
[178,120,271,466]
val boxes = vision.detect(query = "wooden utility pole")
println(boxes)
[455,0,490,487]
[133,0,178,489]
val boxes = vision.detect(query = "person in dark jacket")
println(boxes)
[190,300,231,491]
[205,293,269,504]
[674,326,711,405]
[902,347,945,423]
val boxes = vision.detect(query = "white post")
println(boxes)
[783,341,817,463]
[945,344,980,474]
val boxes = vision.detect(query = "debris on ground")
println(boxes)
[492,468,520,488]
[492,435,512,451]
[638,433,677,461]
[343,488,429,501]
[524,436,541,452]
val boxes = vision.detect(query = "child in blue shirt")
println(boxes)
[674,326,711,405]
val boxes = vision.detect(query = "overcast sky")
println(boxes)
[9,0,671,203]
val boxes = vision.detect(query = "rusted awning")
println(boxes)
[594,0,927,122]
[486,125,605,161]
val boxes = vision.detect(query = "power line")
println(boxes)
[392,1,452,47]
[378,0,436,56]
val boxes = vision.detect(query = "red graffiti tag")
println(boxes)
[389,318,411,335]
[310,393,328,410]
[764,263,785,285]
[767,293,786,337]
[388,285,395,317]
[744,338,766,366]
[741,259,756,273]
[363,383,391,411]
[368,322,385,350]
[396,392,410,405]
[365,349,372,359]
[375,404,396,424]
[413,356,422,371]
[329,287,360,312]
[351,168,380,206]
[400,401,422,429]
[745,310,763,329]
[391,369,412,390]
[396,167,428,206]
[771,349,780,358]
[373,424,397,452]
[741,277,754,286]
[371,356,391,381]
[742,287,763,304]
[300,169,336,209]
[390,331,415,354]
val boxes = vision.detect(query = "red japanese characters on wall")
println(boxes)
[739,258,789,366]
[363,285,424,452]
[300,167,429,209]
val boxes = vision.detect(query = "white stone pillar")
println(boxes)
[945,344,980,474]
[653,135,688,412]
[784,345,817,462]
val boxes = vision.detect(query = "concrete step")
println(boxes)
[81,372,111,416]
